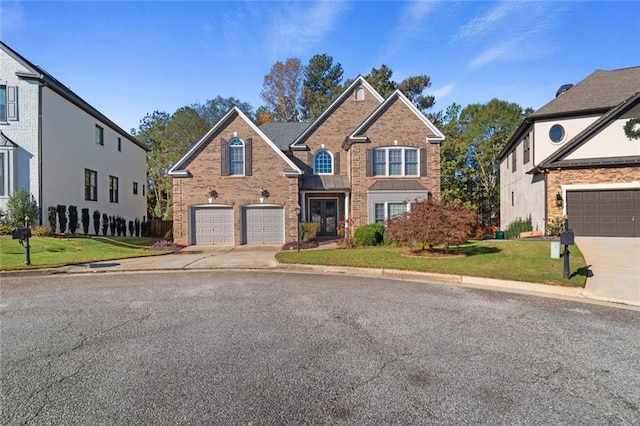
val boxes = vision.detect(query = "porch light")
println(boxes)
[208,188,218,203]
[555,192,563,208]
[260,187,270,203]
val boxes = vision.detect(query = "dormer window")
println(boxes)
[355,87,364,101]
[314,150,333,175]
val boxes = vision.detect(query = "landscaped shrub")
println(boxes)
[109,216,116,236]
[135,218,140,237]
[141,220,148,237]
[0,222,13,235]
[148,240,186,252]
[57,205,67,233]
[48,205,57,233]
[67,205,78,234]
[101,213,109,236]
[6,188,39,227]
[128,220,135,236]
[93,210,101,235]
[31,225,51,237]
[353,223,387,246]
[301,222,318,242]
[386,199,477,250]
[504,215,533,240]
[81,208,90,235]
[546,216,564,236]
[118,216,126,236]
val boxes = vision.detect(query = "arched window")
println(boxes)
[355,87,364,101]
[229,138,244,175]
[314,150,333,174]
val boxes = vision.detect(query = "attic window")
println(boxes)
[355,87,364,101]
[549,124,565,143]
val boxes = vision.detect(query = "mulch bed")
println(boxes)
[401,249,466,259]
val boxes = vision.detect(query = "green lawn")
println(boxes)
[0,236,168,271]
[276,240,588,287]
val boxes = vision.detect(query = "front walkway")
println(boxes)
[576,237,640,306]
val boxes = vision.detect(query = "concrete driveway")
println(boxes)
[576,237,640,306]
[61,244,281,273]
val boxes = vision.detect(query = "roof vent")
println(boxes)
[556,84,574,97]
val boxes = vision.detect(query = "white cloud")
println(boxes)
[0,2,26,35]
[379,0,438,59]
[468,38,521,70]
[455,1,520,43]
[432,83,456,99]
[266,1,349,58]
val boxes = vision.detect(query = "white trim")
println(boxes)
[313,150,334,175]
[169,107,302,176]
[290,76,384,148]
[560,182,640,215]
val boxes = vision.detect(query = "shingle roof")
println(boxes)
[532,66,640,118]
[259,122,310,151]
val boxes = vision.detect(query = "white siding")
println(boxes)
[533,116,598,165]
[566,118,640,160]
[0,49,40,211]
[41,87,147,225]
[500,130,546,232]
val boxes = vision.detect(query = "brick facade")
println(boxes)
[545,166,640,222]
[172,114,299,245]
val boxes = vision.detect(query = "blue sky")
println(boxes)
[2,1,638,133]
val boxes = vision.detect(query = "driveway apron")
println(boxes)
[576,237,640,306]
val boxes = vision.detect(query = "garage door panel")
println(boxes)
[243,207,284,244]
[192,207,234,245]
[567,189,639,237]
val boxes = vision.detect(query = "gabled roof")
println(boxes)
[0,131,19,148]
[532,66,640,119]
[259,122,310,151]
[0,41,147,151]
[168,107,303,177]
[536,92,640,170]
[499,66,640,161]
[345,89,445,148]
[290,76,384,149]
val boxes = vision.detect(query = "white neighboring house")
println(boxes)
[498,66,640,237]
[0,42,148,230]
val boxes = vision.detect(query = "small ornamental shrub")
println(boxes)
[386,199,477,250]
[6,188,39,227]
[68,205,78,234]
[48,206,57,233]
[504,215,533,240]
[353,223,387,246]
[128,220,135,236]
[134,218,140,237]
[109,216,116,236]
[101,213,109,236]
[281,239,319,250]
[81,208,90,235]
[148,240,186,251]
[0,223,13,235]
[57,205,67,233]
[31,225,51,237]
[546,216,565,236]
[141,220,149,237]
[301,222,318,242]
[93,210,101,235]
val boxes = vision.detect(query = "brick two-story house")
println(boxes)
[169,76,444,246]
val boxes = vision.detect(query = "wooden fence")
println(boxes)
[148,218,173,239]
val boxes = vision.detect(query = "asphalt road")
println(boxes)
[1,271,639,425]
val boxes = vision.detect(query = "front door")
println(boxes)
[309,199,338,237]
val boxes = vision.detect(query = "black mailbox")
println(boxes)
[560,229,575,245]
[11,228,31,240]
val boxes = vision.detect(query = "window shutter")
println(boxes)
[365,149,372,177]
[420,148,427,176]
[245,138,252,176]
[7,86,18,121]
[333,152,340,175]
[220,138,228,176]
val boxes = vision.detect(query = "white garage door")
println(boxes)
[243,206,284,244]
[192,207,234,245]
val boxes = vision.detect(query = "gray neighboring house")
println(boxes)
[498,66,640,237]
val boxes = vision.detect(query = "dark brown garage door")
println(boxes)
[566,190,639,237]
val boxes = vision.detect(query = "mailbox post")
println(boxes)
[560,215,575,279]
[11,216,32,265]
